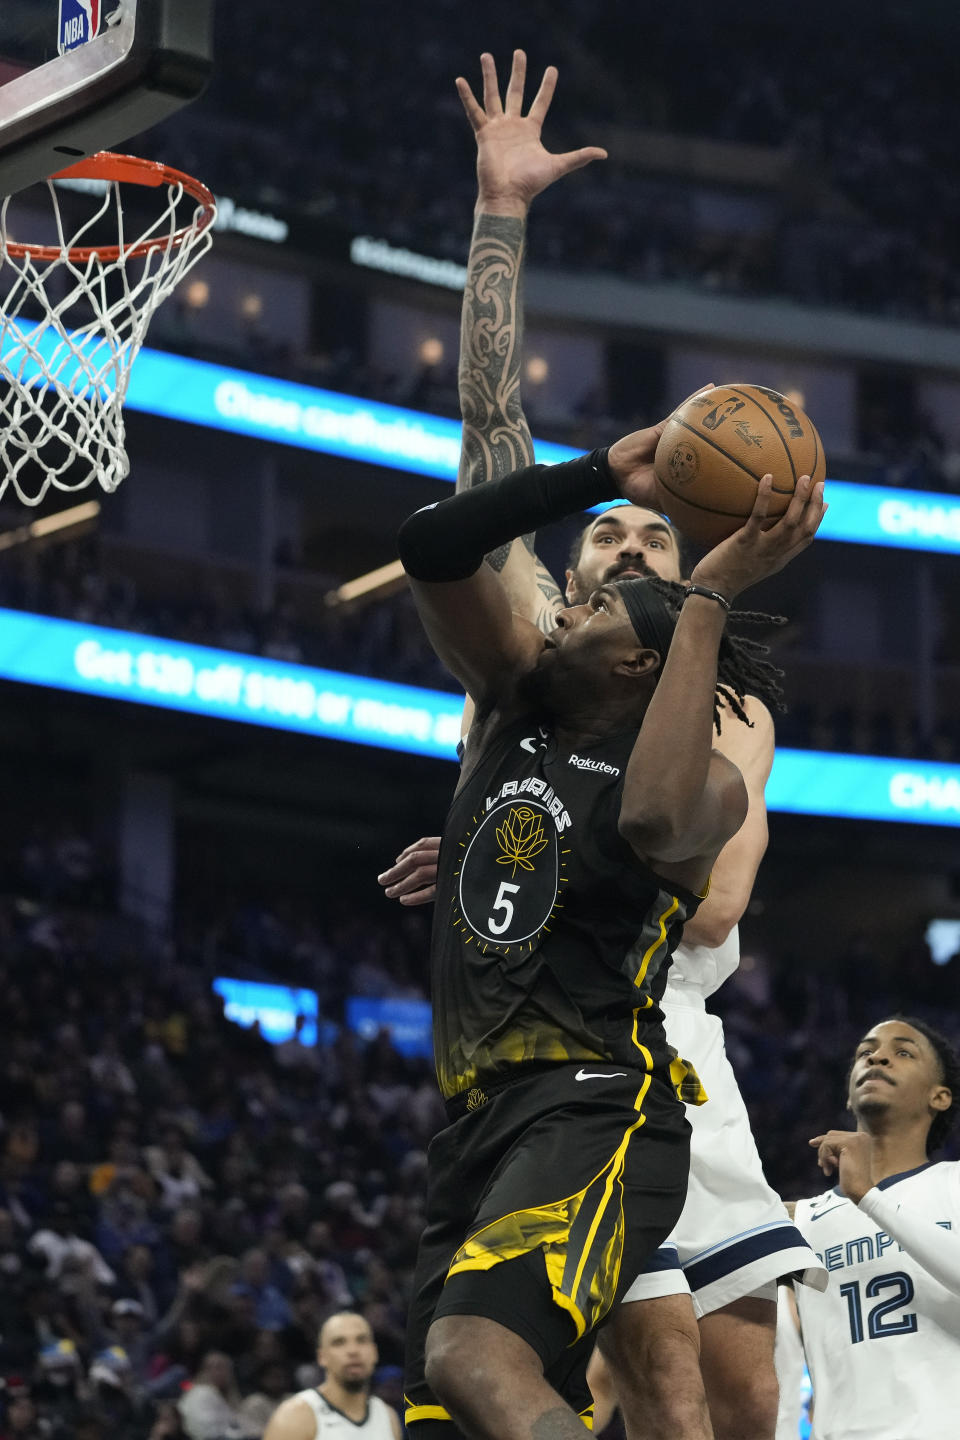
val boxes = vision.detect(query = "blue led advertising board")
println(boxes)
[4,321,960,554]
[0,607,959,826]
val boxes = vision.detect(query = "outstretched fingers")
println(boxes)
[503,48,527,116]
[480,51,503,116]
[554,144,609,177]
[526,61,558,125]
[454,75,485,132]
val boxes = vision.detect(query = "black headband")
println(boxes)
[613,578,677,665]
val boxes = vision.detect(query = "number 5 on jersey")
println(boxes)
[488,882,520,935]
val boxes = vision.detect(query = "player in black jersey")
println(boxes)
[397,376,824,1437]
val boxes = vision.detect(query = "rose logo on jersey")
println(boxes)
[60,0,100,54]
[496,806,549,877]
[451,798,568,957]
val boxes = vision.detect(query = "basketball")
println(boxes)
[653,384,826,547]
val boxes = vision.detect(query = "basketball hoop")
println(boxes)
[0,152,217,505]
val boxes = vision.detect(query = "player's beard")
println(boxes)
[605,557,655,584]
[567,558,655,606]
[340,1377,368,1394]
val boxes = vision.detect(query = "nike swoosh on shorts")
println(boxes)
[575,1068,628,1081]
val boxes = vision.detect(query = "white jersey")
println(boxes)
[294,1390,395,1440]
[665,925,741,1000]
[623,924,825,1314]
[793,1162,960,1439]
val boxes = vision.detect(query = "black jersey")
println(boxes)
[431,714,704,1101]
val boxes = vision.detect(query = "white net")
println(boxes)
[0,156,216,506]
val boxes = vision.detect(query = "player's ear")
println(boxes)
[930,1084,952,1114]
[614,648,660,679]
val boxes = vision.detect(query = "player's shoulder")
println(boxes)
[740,693,775,729]
[884,1158,960,1195]
[715,691,773,729]
[370,1396,402,1438]
[263,1392,319,1440]
[713,692,775,771]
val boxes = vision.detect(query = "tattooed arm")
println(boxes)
[455,51,606,635]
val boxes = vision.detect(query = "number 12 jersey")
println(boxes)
[792,1161,960,1439]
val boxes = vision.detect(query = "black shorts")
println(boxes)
[403,1062,690,1437]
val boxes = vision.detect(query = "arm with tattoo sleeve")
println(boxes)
[455,50,606,635]
[456,209,555,616]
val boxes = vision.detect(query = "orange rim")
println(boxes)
[3,151,217,264]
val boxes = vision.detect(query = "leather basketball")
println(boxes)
[653,384,826,547]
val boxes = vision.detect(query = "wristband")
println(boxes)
[684,584,731,612]
[397,448,619,583]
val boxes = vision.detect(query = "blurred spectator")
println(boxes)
[145,1130,214,1214]
[231,1250,292,1333]
[178,1352,259,1440]
[0,1386,45,1440]
[27,1205,114,1290]
[236,1360,292,1434]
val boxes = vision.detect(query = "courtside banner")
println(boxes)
[3,322,960,551]
[0,608,463,759]
[765,748,960,826]
[123,349,577,475]
[0,608,959,824]
[123,353,960,552]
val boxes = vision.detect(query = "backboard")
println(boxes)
[0,0,213,195]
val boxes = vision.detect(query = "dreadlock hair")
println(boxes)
[879,1015,960,1154]
[636,576,787,734]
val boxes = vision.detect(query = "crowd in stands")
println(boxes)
[140,3,960,326]
[0,815,956,1438]
[0,825,436,1438]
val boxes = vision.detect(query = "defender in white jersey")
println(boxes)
[264,1312,401,1440]
[790,1016,960,1440]
[589,750,825,1440]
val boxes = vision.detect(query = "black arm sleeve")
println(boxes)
[397,448,619,582]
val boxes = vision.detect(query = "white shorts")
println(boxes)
[622,992,826,1317]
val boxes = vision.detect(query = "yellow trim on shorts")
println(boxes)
[445,1073,651,1342]
[633,894,680,987]
[630,1014,654,1071]
[568,1072,651,1309]
[580,1402,595,1430]
[633,1003,706,1107]
[404,1402,453,1424]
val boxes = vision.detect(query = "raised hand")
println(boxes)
[377,836,441,906]
[689,473,827,601]
[607,385,715,513]
[456,50,607,216]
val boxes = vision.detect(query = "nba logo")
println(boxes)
[59,0,101,53]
